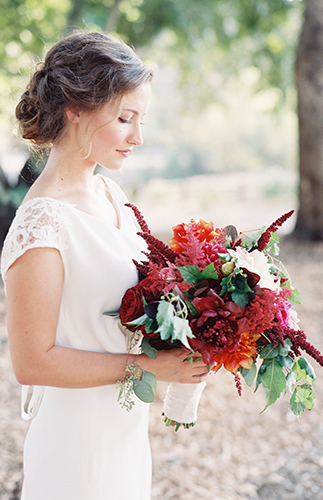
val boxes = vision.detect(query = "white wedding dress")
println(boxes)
[0,175,151,500]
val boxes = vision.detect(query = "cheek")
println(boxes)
[101,127,124,146]
[90,122,125,156]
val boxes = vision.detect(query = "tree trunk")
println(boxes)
[294,0,323,240]
[105,0,123,32]
[64,0,88,35]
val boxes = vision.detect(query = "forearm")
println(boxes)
[13,344,138,388]
[13,345,211,388]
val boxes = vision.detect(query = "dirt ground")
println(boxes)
[1,237,323,500]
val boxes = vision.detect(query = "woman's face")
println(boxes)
[76,80,151,170]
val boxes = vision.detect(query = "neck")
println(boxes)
[43,141,97,188]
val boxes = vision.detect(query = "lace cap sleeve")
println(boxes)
[1,198,71,283]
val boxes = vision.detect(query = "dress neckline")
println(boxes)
[19,175,122,230]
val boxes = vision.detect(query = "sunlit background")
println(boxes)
[0,0,304,243]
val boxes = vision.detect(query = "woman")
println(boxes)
[0,32,211,499]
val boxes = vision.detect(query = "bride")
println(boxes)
[0,31,210,499]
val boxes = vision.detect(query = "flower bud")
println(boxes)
[221,261,235,276]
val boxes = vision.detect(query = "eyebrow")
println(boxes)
[123,108,139,115]
[121,108,147,119]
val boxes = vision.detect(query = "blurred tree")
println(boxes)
[64,0,300,101]
[0,0,70,245]
[294,0,323,240]
[0,0,69,94]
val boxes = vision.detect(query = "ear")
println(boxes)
[65,107,82,124]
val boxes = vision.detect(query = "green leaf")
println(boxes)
[176,265,203,284]
[277,354,294,370]
[141,369,157,393]
[127,314,157,334]
[286,287,301,304]
[133,379,155,403]
[260,358,287,412]
[241,226,266,251]
[260,344,279,359]
[265,232,280,256]
[231,290,250,308]
[170,316,194,349]
[255,363,267,392]
[140,337,158,359]
[156,300,194,349]
[222,272,252,308]
[176,263,218,284]
[199,262,219,280]
[286,370,297,391]
[103,310,119,317]
[289,388,306,415]
[289,383,315,416]
[240,363,257,387]
[220,275,236,295]
[156,301,175,341]
[293,357,316,384]
[278,338,293,355]
[145,317,158,334]
[218,253,231,262]
[260,339,292,359]
[185,300,198,316]
[127,313,148,326]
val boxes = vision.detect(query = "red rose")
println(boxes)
[119,286,145,325]
[119,274,165,328]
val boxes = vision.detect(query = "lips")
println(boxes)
[116,149,132,157]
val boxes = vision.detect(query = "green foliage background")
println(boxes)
[0,0,303,115]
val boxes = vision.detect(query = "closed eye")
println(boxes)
[119,117,131,124]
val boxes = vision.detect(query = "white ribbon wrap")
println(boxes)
[21,385,45,421]
[162,381,206,424]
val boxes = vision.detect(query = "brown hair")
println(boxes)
[15,32,153,145]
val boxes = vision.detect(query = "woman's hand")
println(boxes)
[138,348,214,384]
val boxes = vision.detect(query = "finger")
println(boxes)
[193,369,210,377]
[188,359,212,370]
[191,365,215,376]
[192,372,210,381]
[170,348,191,358]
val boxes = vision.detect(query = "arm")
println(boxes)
[6,247,211,388]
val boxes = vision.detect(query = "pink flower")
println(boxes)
[288,308,300,330]
[276,300,300,330]
[276,301,292,328]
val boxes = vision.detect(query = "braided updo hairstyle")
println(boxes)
[15,32,153,145]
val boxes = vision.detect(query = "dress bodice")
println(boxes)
[1,175,146,352]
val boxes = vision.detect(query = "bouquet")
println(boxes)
[118,204,323,430]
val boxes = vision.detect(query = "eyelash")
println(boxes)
[118,117,145,125]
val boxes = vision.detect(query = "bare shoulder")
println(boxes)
[22,176,68,204]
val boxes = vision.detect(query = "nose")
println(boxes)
[127,123,143,147]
